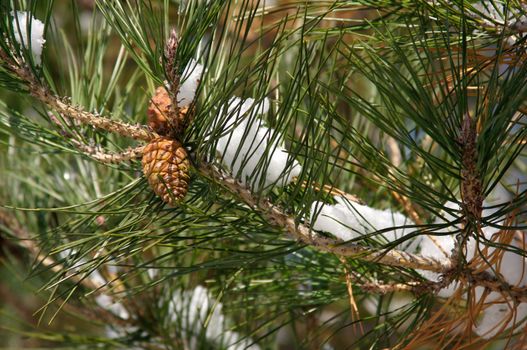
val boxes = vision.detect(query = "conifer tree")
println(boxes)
[1,1,527,349]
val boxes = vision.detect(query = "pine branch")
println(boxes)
[2,43,451,272]
[72,143,145,164]
[4,19,527,309]
[198,162,452,272]
[459,268,527,304]
[198,164,527,303]
[49,112,145,164]
[0,48,159,142]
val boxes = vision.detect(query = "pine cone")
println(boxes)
[142,137,190,205]
[147,86,191,135]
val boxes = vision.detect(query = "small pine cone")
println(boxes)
[147,86,171,134]
[147,86,191,135]
[142,137,190,205]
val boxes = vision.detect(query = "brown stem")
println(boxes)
[460,269,527,304]
[460,114,483,222]
[71,141,145,164]
[48,113,145,164]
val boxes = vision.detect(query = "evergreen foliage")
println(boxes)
[1,0,527,349]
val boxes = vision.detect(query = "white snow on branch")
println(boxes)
[309,196,415,245]
[177,59,204,107]
[213,96,301,190]
[95,294,130,320]
[168,285,260,350]
[11,11,46,65]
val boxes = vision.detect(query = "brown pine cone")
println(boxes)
[142,137,190,205]
[147,86,191,135]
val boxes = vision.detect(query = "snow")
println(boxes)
[309,196,415,245]
[470,1,527,29]
[95,294,130,320]
[177,59,204,107]
[498,232,527,285]
[11,11,46,65]
[213,96,301,190]
[473,291,527,339]
[168,286,260,350]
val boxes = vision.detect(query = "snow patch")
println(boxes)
[309,196,415,245]
[11,11,46,65]
[213,96,301,190]
[473,291,527,339]
[168,286,260,350]
[177,59,204,107]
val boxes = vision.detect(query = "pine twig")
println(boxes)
[0,48,159,142]
[71,141,144,164]
[459,114,483,222]
[361,280,431,295]
[49,112,145,164]
[459,269,527,304]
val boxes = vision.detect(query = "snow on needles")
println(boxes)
[310,196,414,245]
[177,59,204,108]
[178,61,300,190]
[168,286,260,350]
[11,11,46,65]
[213,96,301,190]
